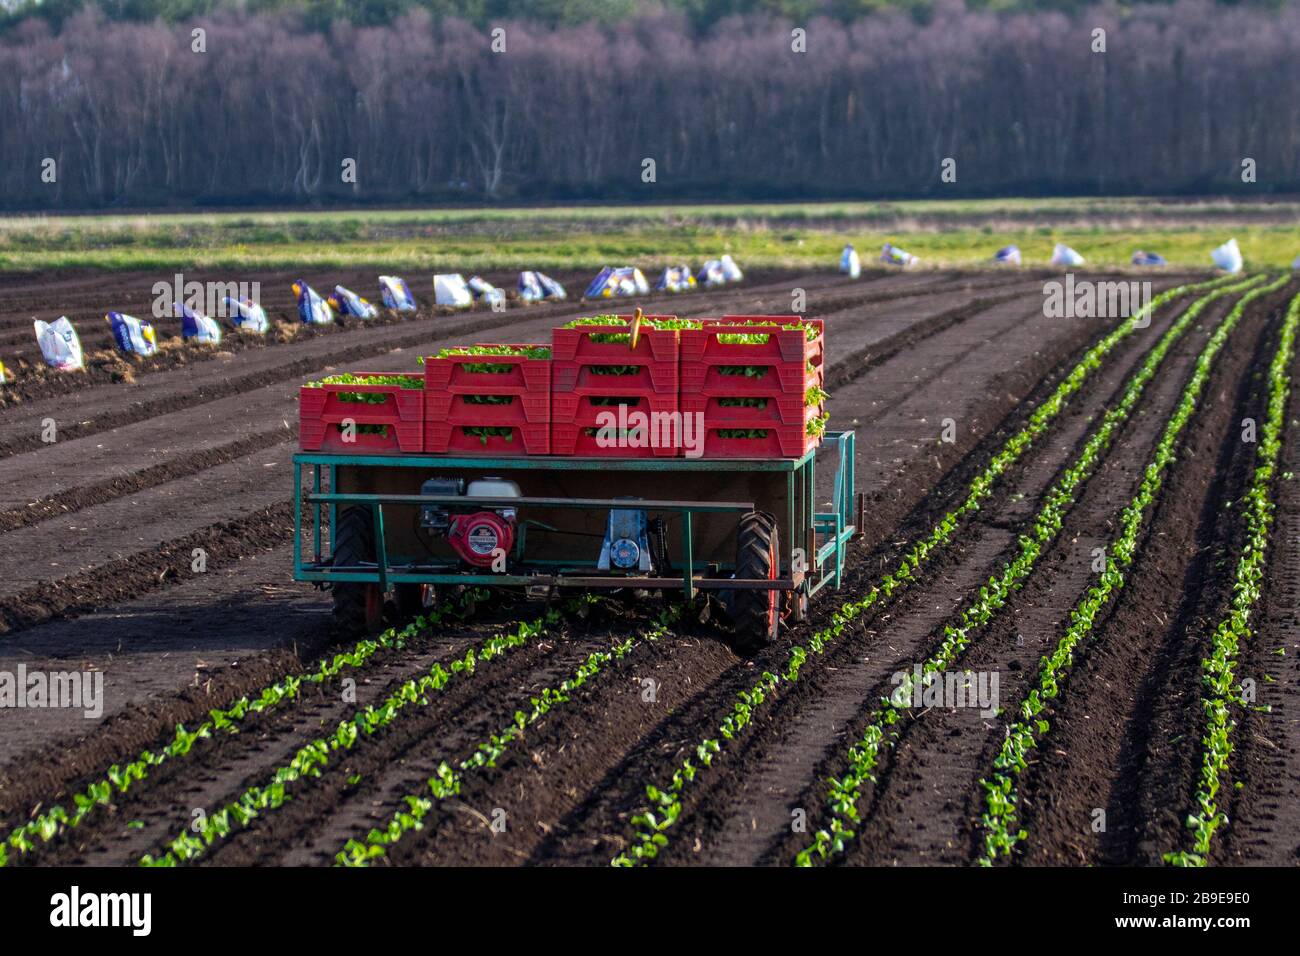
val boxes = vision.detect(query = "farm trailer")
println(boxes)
[292,430,860,650]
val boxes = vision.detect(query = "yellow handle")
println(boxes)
[629,307,644,351]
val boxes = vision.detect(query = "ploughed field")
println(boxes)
[2,265,1299,868]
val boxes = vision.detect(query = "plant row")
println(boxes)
[138,598,592,866]
[336,607,682,866]
[792,275,1264,866]
[975,273,1290,865]
[0,591,491,868]
[1164,289,1300,866]
[608,275,1231,866]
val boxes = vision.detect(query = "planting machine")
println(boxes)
[293,312,860,650]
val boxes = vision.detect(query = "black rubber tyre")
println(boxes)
[332,506,384,633]
[731,510,780,654]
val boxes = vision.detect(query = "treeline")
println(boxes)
[3,2,1300,209]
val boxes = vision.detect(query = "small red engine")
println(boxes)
[447,511,515,568]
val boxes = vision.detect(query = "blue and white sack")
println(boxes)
[585,266,615,299]
[467,276,505,308]
[881,243,918,267]
[994,245,1021,266]
[292,281,335,324]
[518,271,545,302]
[697,259,726,288]
[175,302,222,344]
[1051,243,1085,267]
[378,275,417,312]
[538,272,567,301]
[1211,238,1243,274]
[223,296,269,334]
[840,244,862,278]
[107,312,158,356]
[1131,250,1167,267]
[33,316,84,370]
[330,286,378,320]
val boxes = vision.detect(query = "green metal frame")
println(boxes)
[293,429,856,603]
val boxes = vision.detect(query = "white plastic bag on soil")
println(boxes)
[1212,238,1243,273]
[107,312,158,356]
[378,275,417,312]
[434,274,474,308]
[224,296,269,334]
[34,316,84,370]
[994,245,1021,265]
[292,281,335,324]
[1051,243,1085,267]
[175,302,222,344]
[840,244,862,278]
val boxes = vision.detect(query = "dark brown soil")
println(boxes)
[8,268,1294,870]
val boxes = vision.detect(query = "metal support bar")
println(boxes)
[371,503,388,594]
[306,492,755,513]
[683,511,695,600]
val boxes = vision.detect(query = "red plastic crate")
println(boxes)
[551,319,680,394]
[550,420,680,459]
[681,388,824,459]
[550,320,679,458]
[422,345,551,455]
[680,318,824,396]
[694,422,819,459]
[425,421,549,456]
[299,375,424,455]
[423,345,550,420]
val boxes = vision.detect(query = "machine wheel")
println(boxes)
[731,511,780,654]
[332,506,384,633]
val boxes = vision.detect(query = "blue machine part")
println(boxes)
[598,506,652,572]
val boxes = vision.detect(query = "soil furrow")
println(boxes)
[680,292,1209,867]
[395,286,1181,867]
[1009,287,1287,866]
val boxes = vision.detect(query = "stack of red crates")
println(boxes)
[299,374,425,455]
[549,316,680,458]
[422,345,551,455]
[679,316,825,459]
[300,315,827,460]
